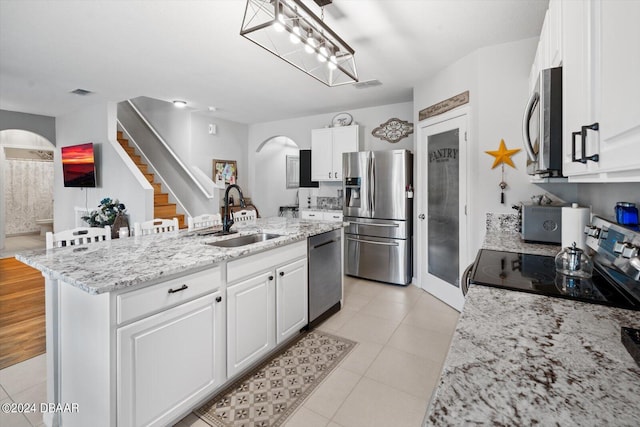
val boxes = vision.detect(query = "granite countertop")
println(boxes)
[15,218,343,295]
[300,206,343,212]
[424,218,640,426]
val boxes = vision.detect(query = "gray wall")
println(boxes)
[414,37,579,258]
[126,97,248,216]
[55,102,152,232]
[0,109,56,145]
[248,101,414,217]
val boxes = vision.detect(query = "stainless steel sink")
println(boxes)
[205,233,282,248]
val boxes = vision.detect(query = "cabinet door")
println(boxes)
[596,0,640,176]
[548,0,563,67]
[332,126,359,181]
[117,292,222,427]
[276,258,308,344]
[227,272,275,378]
[561,0,597,176]
[311,128,333,181]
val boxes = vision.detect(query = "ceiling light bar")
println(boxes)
[240,0,358,87]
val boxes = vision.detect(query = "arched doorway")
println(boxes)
[0,129,55,256]
[254,136,300,217]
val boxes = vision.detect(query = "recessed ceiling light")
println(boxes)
[173,100,187,108]
[208,106,217,112]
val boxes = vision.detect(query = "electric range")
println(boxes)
[469,216,640,311]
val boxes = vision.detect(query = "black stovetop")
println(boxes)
[470,249,640,311]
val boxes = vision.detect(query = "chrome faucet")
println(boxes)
[222,184,246,234]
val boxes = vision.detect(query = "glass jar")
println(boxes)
[555,242,593,278]
[615,202,639,228]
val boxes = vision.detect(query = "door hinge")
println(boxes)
[464,131,467,142]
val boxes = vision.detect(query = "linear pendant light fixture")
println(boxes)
[240,0,358,87]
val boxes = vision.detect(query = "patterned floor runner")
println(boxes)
[194,331,356,427]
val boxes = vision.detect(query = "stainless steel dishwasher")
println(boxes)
[308,228,342,328]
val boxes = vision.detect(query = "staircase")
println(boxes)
[116,131,186,228]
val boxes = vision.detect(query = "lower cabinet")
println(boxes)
[226,271,276,378]
[276,258,308,344]
[117,292,224,427]
[226,241,308,378]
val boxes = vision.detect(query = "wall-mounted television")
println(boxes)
[61,142,97,187]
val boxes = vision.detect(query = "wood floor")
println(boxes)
[0,257,46,370]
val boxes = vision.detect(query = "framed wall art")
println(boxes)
[213,159,238,185]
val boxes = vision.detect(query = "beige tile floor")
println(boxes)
[0,234,46,259]
[0,276,459,427]
[178,276,460,427]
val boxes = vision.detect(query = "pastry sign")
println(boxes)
[372,118,414,143]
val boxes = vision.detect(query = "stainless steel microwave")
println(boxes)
[522,67,563,177]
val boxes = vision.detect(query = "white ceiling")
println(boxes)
[0,0,548,124]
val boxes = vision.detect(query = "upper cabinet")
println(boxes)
[529,3,562,94]
[561,0,640,182]
[311,125,360,181]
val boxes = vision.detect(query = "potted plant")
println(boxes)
[82,197,128,238]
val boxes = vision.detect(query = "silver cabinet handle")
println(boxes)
[346,237,399,246]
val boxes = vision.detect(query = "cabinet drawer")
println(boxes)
[227,241,306,284]
[117,266,222,324]
[324,212,343,221]
[300,210,322,220]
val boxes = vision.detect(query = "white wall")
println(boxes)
[190,111,248,192]
[414,37,579,256]
[128,97,248,215]
[55,102,151,232]
[248,101,414,216]
[577,183,640,221]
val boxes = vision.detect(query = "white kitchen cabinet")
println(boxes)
[528,3,562,93]
[311,125,359,181]
[226,271,275,378]
[225,241,307,377]
[562,0,640,181]
[276,258,308,344]
[300,210,343,222]
[117,292,224,427]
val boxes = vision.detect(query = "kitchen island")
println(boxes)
[16,218,344,427]
[424,224,640,426]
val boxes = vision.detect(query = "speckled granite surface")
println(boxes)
[483,212,561,256]
[424,223,640,426]
[15,218,343,295]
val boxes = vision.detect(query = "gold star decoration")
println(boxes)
[485,139,521,169]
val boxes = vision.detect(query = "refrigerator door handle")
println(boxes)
[349,221,399,228]
[370,156,376,215]
[346,237,399,246]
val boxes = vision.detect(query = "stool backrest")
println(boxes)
[134,218,179,236]
[187,213,222,231]
[46,226,111,249]
[231,209,257,224]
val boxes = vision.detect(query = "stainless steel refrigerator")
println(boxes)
[343,149,413,285]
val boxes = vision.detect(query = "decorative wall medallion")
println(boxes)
[371,118,414,143]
